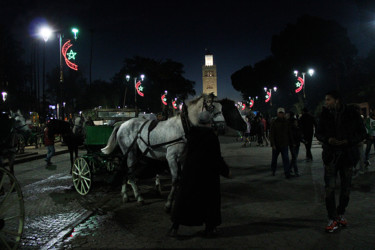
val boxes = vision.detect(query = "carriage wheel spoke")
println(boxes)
[80,182,87,194]
[0,185,15,212]
[83,179,90,190]
[0,174,5,189]
[0,233,12,250]
[1,230,21,237]
[81,176,91,182]
[3,214,21,221]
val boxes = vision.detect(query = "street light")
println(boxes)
[294,68,314,98]
[1,92,7,102]
[264,86,277,106]
[126,74,145,116]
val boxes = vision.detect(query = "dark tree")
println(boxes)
[231,15,358,112]
[0,25,30,112]
[112,56,195,113]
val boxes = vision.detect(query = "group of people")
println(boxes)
[243,115,270,147]
[269,107,317,178]
[169,90,371,238]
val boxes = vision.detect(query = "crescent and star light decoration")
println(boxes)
[161,94,168,105]
[295,77,304,94]
[135,81,144,97]
[249,99,254,108]
[265,91,271,103]
[62,40,78,71]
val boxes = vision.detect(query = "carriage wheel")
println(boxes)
[0,168,25,250]
[72,158,92,195]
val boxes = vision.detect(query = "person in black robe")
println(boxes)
[169,111,231,237]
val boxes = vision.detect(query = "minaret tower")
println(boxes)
[202,50,217,96]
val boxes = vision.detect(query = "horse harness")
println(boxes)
[125,98,222,158]
[136,118,187,158]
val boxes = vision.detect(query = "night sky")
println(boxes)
[2,0,375,101]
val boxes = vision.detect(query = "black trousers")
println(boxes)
[304,134,313,159]
[324,152,353,220]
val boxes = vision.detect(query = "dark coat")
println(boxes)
[171,126,230,227]
[270,117,291,148]
[315,105,367,165]
[299,112,317,139]
[289,119,302,147]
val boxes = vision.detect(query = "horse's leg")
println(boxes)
[155,174,162,197]
[8,153,15,176]
[123,150,144,204]
[121,176,129,202]
[164,155,179,213]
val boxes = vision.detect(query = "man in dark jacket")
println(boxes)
[315,91,367,233]
[269,107,292,178]
[170,111,231,237]
[299,107,317,161]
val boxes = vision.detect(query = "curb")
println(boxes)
[2,149,70,167]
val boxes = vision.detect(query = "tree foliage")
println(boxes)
[231,15,359,112]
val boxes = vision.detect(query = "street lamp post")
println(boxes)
[264,86,277,106]
[126,74,145,117]
[294,69,314,98]
[39,27,52,120]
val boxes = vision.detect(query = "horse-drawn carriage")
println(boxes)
[72,108,137,195]
[0,113,25,249]
[73,95,246,213]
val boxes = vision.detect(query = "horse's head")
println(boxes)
[11,110,30,132]
[187,93,225,127]
[219,99,247,132]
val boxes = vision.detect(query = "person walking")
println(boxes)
[364,112,375,168]
[255,116,264,146]
[242,117,251,147]
[299,107,317,161]
[288,112,302,176]
[315,91,367,233]
[44,125,55,166]
[269,107,292,178]
[169,111,231,237]
[261,116,269,146]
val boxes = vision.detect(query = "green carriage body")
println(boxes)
[73,108,136,195]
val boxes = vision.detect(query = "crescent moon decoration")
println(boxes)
[249,99,254,108]
[265,91,271,103]
[62,40,78,71]
[241,103,246,110]
[135,81,144,97]
[172,100,178,109]
[295,77,304,93]
[161,94,167,105]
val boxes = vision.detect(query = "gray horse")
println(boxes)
[102,94,246,211]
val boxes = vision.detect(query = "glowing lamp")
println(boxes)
[40,27,52,42]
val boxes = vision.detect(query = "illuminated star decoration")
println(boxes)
[296,82,301,87]
[265,95,269,99]
[138,86,144,92]
[67,50,77,60]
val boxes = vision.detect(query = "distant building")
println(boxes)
[202,50,217,96]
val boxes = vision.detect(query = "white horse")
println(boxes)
[101,94,246,211]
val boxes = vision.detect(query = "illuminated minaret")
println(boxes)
[202,50,217,96]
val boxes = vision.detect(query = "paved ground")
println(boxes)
[10,137,375,249]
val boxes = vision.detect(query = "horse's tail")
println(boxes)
[101,126,120,154]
